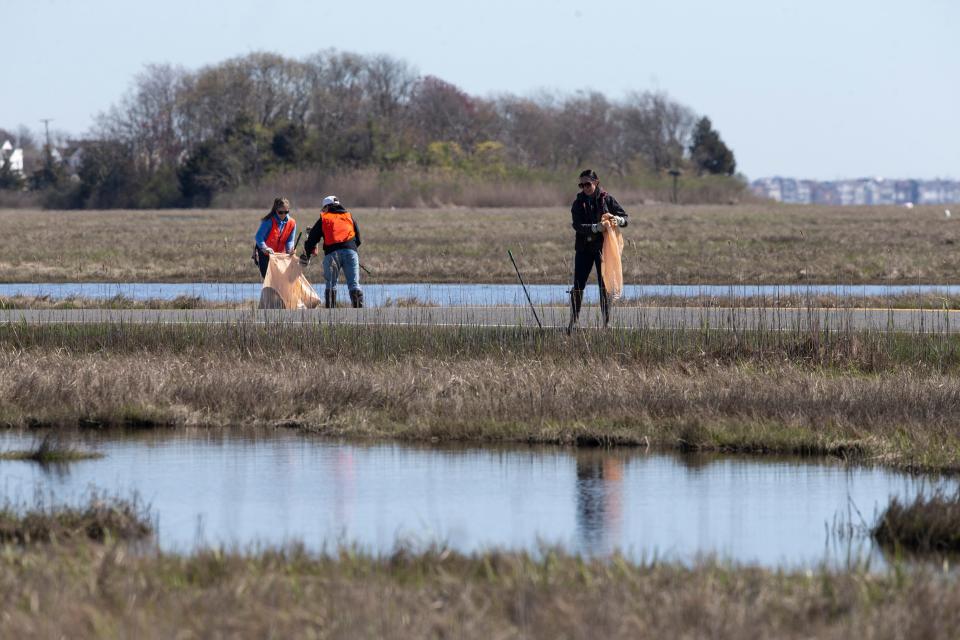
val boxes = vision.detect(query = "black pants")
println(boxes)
[256,249,270,278]
[573,248,605,294]
[571,248,609,324]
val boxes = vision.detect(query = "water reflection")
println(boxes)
[575,453,625,555]
[0,430,956,570]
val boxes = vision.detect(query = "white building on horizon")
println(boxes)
[0,139,25,175]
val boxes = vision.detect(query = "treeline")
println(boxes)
[3,50,741,209]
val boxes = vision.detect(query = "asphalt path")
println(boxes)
[1,306,958,333]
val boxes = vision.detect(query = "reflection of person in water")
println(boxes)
[574,455,624,554]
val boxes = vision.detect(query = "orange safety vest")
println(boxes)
[264,215,296,252]
[321,211,356,246]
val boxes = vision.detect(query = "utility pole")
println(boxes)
[39,118,54,164]
[38,118,56,187]
[40,118,53,149]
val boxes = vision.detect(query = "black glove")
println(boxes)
[298,253,310,267]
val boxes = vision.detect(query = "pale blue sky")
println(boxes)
[2,0,957,180]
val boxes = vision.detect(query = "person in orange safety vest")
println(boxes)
[299,195,363,308]
[252,197,297,278]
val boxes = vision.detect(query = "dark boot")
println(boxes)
[349,290,364,308]
[599,287,611,328]
[567,289,583,335]
[325,289,337,309]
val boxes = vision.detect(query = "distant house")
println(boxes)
[0,139,25,175]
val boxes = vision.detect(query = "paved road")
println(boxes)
[1,306,958,332]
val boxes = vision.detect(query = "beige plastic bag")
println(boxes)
[601,216,625,301]
[259,253,321,310]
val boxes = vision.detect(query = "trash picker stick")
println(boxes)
[293,231,303,253]
[508,249,543,329]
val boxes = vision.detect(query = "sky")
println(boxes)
[2,0,957,181]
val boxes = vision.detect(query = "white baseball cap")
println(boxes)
[321,195,340,208]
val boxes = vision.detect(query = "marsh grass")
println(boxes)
[3,321,960,370]
[2,539,960,638]
[0,432,103,463]
[4,323,960,470]
[0,294,250,310]
[618,292,960,311]
[2,204,958,284]
[873,490,960,553]
[0,494,151,545]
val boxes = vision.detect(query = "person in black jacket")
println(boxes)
[299,195,363,308]
[569,169,628,332]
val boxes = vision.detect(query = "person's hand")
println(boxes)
[613,215,625,227]
[263,247,275,255]
[287,249,295,256]
[298,254,310,267]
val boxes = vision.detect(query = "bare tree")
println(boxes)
[176,59,256,145]
[556,91,613,169]
[406,76,476,147]
[615,91,695,173]
[495,93,565,169]
[95,63,186,173]
[361,53,417,121]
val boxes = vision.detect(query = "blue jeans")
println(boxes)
[322,249,361,293]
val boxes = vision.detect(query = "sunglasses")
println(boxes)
[278,210,289,214]
[578,182,594,188]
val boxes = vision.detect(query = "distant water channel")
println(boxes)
[1,432,954,569]
[3,282,960,307]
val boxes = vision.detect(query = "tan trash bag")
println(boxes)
[601,215,625,301]
[259,253,321,310]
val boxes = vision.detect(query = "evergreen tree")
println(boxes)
[689,117,736,176]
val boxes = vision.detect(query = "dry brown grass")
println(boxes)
[0,294,251,310]
[0,432,103,463]
[2,203,957,284]
[4,322,960,471]
[0,496,150,545]
[621,293,960,310]
[2,541,959,639]
[873,491,960,553]
[211,166,747,209]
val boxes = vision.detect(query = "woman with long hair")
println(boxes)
[568,169,628,332]
[252,197,297,278]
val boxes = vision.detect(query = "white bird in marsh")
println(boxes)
[946,209,952,218]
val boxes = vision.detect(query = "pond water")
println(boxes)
[0,431,953,568]
[2,282,959,307]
